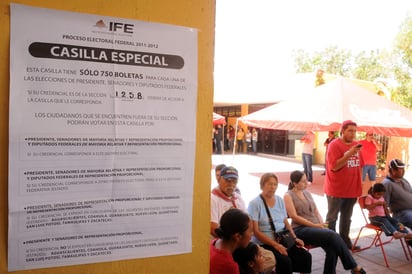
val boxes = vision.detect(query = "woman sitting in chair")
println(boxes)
[248,172,312,274]
[284,170,366,274]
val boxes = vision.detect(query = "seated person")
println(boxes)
[210,208,252,274]
[211,166,246,237]
[383,159,412,230]
[248,172,312,274]
[213,164,241,196]
[365,183,412,239]
[210,166,275,273]
[233,242,265,274]
[284,170,366,274]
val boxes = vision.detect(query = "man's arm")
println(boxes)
[372,138,382,151]
[383,181,392,206]
[210,195,220,238]
[332,145,361,171]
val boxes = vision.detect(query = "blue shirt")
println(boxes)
[248,194,287,245]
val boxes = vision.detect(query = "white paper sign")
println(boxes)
[9,4,197,271]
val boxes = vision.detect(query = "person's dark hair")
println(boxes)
[288,170,305,190]
[259,173,278,189]
[368,183,386,195]
[215,208,250,241]
[215,164,226,173]
[233,242,259,274]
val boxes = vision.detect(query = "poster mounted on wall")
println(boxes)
[9,4,197,271]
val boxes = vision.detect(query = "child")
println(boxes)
[365,183,412,239]
[210,208,253,274]
[233,242,265,274]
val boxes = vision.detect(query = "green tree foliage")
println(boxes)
[293,47,391,81]
[391,64,412,108]
[292,12,412,109]
[293,49,314,73]
[292,46,353,77]
[394,12,412,108]
[353,50,391,81]
[395,12,412,69]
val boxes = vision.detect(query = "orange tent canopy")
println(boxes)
[240,77,412,137]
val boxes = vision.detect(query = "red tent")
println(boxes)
[240,77,412,137]
[213,112,226,125]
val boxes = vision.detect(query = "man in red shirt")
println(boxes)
[324,120,363,250]
[359,132,381,185]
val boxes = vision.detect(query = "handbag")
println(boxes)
[276,229,295,250]
[259,195,295,250]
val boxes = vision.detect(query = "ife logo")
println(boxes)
[94,20,134,34]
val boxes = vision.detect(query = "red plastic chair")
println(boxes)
[352,196,411,267]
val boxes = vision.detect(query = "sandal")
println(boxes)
[351,268,366,274]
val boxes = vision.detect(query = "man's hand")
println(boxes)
[345,144,362,157]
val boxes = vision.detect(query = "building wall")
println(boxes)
[295,133,323,164]
[386,137,410,176]
[0,0,215,273]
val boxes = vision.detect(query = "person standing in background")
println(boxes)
[359,132,381,186]
[228,125,235,151]
[212,127,216,153]
[252,128,258,154]
[237,127,245,153]
[322,131,336,175]
[245,129,252,153]
[300,131,315,184]
[224,125,229,151]
[214,125,223,154]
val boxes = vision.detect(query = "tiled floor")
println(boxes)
[211,153,412,273]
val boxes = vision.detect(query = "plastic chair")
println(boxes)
[352,196,411,267]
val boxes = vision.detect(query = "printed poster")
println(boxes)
[9,4,197,271]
